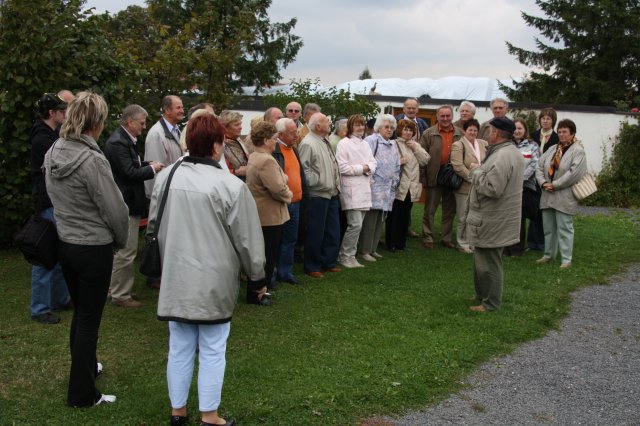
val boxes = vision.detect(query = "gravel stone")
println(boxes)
[388,263,640,425]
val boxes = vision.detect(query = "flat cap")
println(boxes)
[489,117,515,134]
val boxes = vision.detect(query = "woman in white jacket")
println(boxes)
[335,114,377,268]
[150,114,265,426]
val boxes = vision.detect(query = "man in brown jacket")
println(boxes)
[419,105,463,249]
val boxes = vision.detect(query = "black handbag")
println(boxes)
[139,159,183,277]
[15,213,59,269]
[436,142,465,189]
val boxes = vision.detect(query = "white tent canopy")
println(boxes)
[244,76,513,101]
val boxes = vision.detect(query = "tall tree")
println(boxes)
[502,0,640,106]
[0,0,134,245]
[136,0,303,107]
[359,67,372,80]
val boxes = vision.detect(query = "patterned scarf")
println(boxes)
[548,139,574,181]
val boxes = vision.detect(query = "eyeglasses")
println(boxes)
[288,109,300,113]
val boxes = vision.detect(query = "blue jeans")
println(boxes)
[276,202,300,281]
[30,207,69,316]
[304,196,341,272]
[167,321,230,412]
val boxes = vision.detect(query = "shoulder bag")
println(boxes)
[15,213,59,269]
[139,159,183,277]
[571,173,597,200]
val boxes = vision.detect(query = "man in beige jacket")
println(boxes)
[466,117,524,312]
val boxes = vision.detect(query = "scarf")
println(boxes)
[548,139,574,181]
[540,128,553,148]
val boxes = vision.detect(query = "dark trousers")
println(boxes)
[385,194,412,250]
[58,242,113,407]
[527,210,545,251]
[276,202,300,282]
[473,246,503,310]
[304,196,341,272]
[262,225,282,289]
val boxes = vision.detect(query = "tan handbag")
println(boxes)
[571,173,597,200]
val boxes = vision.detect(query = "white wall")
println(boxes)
[375,99,639,174]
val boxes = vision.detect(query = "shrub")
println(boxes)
[587,122,640,207]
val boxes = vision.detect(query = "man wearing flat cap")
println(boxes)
[29,93,72,324]
[465,117,524,312]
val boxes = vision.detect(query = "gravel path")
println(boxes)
[386,209,640,425]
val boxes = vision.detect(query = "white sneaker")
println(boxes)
[536,256,552,264]
[360,253,377,262]
[340,258,364,268]
[350,258,364,268]
[371,252,383,259]
[560,262,572,269]
[95,394,116,405]
[97,362,103,377]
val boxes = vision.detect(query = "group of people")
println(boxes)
[29,90,589,425]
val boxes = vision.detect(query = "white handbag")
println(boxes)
[571,173,597,200]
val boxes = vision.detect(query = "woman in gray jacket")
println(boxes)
[44,92,129,407]
[150,114,265,426]
[535,119,587,269]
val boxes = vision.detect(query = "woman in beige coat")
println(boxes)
[450,119,488,253]
[246,122,292,300]
[384,119,430,251]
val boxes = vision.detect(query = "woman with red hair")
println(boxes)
[149,114,265,426]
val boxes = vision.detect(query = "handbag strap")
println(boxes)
[152,158,184,234]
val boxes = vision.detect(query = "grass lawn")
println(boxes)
[0,208,638,425]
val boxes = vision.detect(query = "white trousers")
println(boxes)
[167,321,230,412]
[339,209,367,261]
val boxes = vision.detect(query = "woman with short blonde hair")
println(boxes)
[45,92,129,407]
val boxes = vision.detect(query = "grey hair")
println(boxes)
[459,100,476,114]
[490,97,509,109]
[437,104,454,115]
[404,97,420,106]
[373,114,397,132]
[161,95,179,113]
[334,118,348,132]
[263,107,281,121]
[303,103,321,118]
[218,110,243,126]
[60,91,108,139]
[120,104,148,126]
[275,117,295,133]
[307,112,326,130]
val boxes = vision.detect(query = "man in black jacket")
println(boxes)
[29,93,72,324]
[104,105,164,308]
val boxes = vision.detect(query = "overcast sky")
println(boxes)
[85,0,544,86]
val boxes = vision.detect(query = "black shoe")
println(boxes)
[32,312,60,324]
[53,301,73,311]
[247,290,272,306]
[284,276,303,285]
[200,420,235,426]
[170,415,189,426]
[147,281,161,289]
